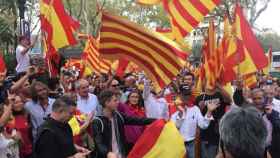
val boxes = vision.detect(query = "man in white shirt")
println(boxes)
[171,84,218,158]
[15,36,34,73]
[75,79,101,115]
[143,79,169,119]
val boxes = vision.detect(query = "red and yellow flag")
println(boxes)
[162,0,221,40]
[137,0,162,5]
[263,47,272,75]
[83,36,111,74]
[99,13,188,91]
[40,0,80,77]
[128,120,186,158]
[40,0,79,49]
[234,4,268,75]
[202,20,217,90]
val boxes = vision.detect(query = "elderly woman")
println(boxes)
[118,90,145,152]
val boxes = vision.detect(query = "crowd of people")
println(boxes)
[0,36,280,158]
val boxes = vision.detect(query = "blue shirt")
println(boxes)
[24,98,55,140]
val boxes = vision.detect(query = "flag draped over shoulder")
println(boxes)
[40,0,80,77]
[99,13,188,91]
[128,120,186,158]
[83,36,111,74]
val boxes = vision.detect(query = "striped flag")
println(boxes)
[162,0,221,39]
[40,0,80,77]
[202,20,217,90]
[234,4,268,75]
[40,0,79,49]
[100,13,188,91]
[128,120,186,158]
[83,36,111,74]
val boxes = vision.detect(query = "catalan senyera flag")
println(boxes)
[128,120,186,158]
[244,73,258,88]
[156,27,176,40]
[162,0,221,39]
[100,13,188,91]
[83,36,111,74]
[263,47,272,75]
[202,20,217,90]
[234,4,268,75]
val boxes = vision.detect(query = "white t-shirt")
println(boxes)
[15,45,30,73]
[77,93,100,115]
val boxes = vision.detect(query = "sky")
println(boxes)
[256,0,280,33]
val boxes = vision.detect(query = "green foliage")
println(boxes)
[258,32,280,52]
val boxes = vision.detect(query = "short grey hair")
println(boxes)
[75,79,88,90]
[219,107,267,158]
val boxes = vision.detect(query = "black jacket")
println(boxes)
[92,111,155,158]
[267,110,280,158]
[34,117,76,158]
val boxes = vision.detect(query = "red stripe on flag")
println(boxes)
[102,15,187,59]
[128,120,166,158]
[101,49,166,88]
[51,0,77,45]
[101,27,183,70]
[189,0,210,15]
[102,37,175,79]
[173,0,199,26]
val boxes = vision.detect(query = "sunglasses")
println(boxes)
[111,84,120,87]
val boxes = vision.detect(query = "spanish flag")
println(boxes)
[100,13,188,91]
[40,0,79,49]
[40,0,80,77]
[128,120,186,158]
[234,4,268,75]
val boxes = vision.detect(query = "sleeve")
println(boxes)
[92,119,110,157]
[35,131,60,158]
[197,108,212,130]
[170,112,184,129]
[122,113,156,126]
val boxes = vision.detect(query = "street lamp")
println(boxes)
[18,0,26,35]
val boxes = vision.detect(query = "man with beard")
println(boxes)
[24,81,55,140]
